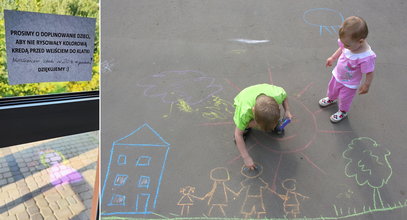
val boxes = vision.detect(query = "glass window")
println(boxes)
[0,0,99,98]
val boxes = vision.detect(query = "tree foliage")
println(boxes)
[343,137,392,189]
[0,0,99,98]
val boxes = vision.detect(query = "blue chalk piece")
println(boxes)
[277,118,291,131]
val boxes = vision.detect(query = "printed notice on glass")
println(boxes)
[4,10,96,85]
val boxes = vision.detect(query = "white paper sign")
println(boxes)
[4,10,96,85]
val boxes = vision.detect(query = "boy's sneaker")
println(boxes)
[330,111,347,123]
[319,97,337,107]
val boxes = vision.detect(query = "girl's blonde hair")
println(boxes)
[254,95,280,132]
[339,16,368,40]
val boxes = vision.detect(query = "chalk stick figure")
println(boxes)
[278,179,309,218]
[177,186,196,216]
[237,163,283,219]
[195,167,239,217]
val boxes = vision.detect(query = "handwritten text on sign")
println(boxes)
[4,10,96,85]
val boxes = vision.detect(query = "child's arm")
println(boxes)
[295,192,310,200]
[234,127,255,169]
[326,47,342,67]
[358,72,374,94]
[282,98,293,119]
[267,187,287,200]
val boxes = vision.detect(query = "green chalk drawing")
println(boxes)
[333,205,338,216]
[152,212,168,219]
[342,137,392,210]
[39,149,67,167]
[101,198,407,219]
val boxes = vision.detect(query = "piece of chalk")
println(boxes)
[278,118,291,130]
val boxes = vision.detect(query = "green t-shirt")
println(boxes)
[233,84,287,131]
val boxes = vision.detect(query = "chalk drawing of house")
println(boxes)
[100,123,170,215]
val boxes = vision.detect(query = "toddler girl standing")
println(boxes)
[319,16,376,122]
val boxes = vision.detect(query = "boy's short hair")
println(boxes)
[254,94,280,132]
[339,16,368,41]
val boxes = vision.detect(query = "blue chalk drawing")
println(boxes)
[303,8,344,36]
[136,156,152,166]
[108,194,126,206]
[114,174,128,186]
[138,176,151,189]
[136,193,151,213]
[117,154,127,165]
[101,123,170,215]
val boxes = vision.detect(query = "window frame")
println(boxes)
[0,91,99,147]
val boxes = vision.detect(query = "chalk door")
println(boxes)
[135,193,150,213]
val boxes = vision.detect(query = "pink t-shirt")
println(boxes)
[333,39,376,89]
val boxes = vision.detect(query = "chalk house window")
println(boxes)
[113,174,128,186]
[136,156,151,167]
[108,194,126,206]
[137,176,150,189]
[117,155,126,165]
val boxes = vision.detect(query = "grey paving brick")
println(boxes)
[68,203,86,215]
[43,215,57,220]
[3,172,12,178]
[35,198,49,208]
[4,215,17,220]
[78,191,93,201]
[21,172,31,177]
[24,199,36,207]
[0,167,10,173]
[26,181,38,190]
[73,211,90,220]
[65,196,78,205]
[16,163,27,168]
[83,199,92,209]
[53,208,72,219]
[26,205,40,215]
[39,207,53,217]
[0,179,7,186]
[16,211,29,220]
[19,167,29,173]
[48,202,59,211]
[72,184,90,194]
[56,199,69,209]
[16,180,27,188]
[7,188,21,199]
[23,158,33,163]
[8,204,26,215]
[7,177,15,184]
[30,213,44,220]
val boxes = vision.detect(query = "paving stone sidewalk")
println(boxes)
[0,131,99,220]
